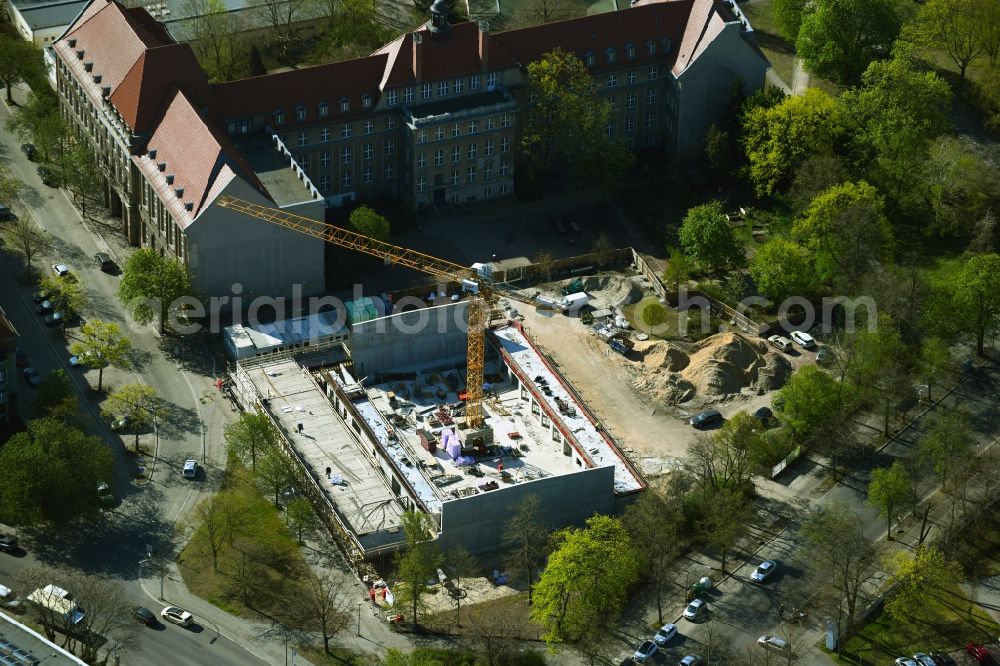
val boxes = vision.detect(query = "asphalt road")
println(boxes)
[0,96,261,666]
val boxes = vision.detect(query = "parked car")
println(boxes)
[913,653,937,666]
[680,656,702,666]
[683,598,705,621]
[965,644,990,665]
[0,584,23,611]
[97,482,113,506]
[35,300,53,314]
[689,409,722,429]
[69,351,91,367]
[816,345,832,365]
[633,640,658,663]
[768,335,793,353]
[51,263,70,277]
[790,330,816,349]
[0,204,12,221]
[133,606,155,626]
[930,652,956,666]
[750,406,773,427]
[32,289,50,303]
[758,636,789,652]
[654,623,678,646]
[15,349,28,368]
[21,143,36,161]
[160,606,193,626]
[0,535,17,552]
[750,560,777,584]
[22,368,42,388]
[111,415,131,432]
[183,460,198,479]
[896,658,919,666]
[95,252,116,273]
[44,311,63,326]
[37,166,58,187]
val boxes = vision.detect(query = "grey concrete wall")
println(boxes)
[438,465,616,554]
[187,178,326,302]
[350,301,470,377]
[675,24,769,159]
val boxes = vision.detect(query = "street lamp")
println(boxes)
[357,602,362,636]
[201,423,206,464]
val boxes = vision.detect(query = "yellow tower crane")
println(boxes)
[216,195,501,431]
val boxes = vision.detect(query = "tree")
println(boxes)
[225,411,279,470]
[103,383,161,451]
[118,247,194,333]
[802,503,878,636]
[975,0,1000,66]
[298,568,352,653]
[503,494,548,604]
[749,238,815,302]
[883,545,963,622]
[917,411,974,486]
[38,274,86,323]
[907,0,983,80]
[773,0,807,40]
[922,136,989,237]
[445,545,478,627]
[69,320,132,392]
[395,511,442,625]
[792,180,893,286]
[0,35,44,104]
[255,447,297,507]
[506,0,582,28]
[641,301,667,328]
[255,0,304,66]
[788,155,851,214]
[697,488,752,574]
[180,0,250,82]
[796,0,901,86]
[188,493,234,572]
[678,201,744,271]
[348,205,391,241]
[248,45,266,75]
[308,0,393,63]
[285,497,319,545]
[704,124,732,176]
[590,233,614,268]
[532,250,555,283]
[847,316,911,436]
[950,253,1000,355]
[0,418,115,526]
[968,209,998,255]
[917,337,953,402]
[33,369,75,416]
[741,88,842,196]
[685,413,758,494]
[531,514,639,646]
[868,459,911,539]
[3,212,47,276]
[622,483,686,624]
[0,164,23,206]
[776,365,855,473]
[5,92,68,165]
[664,247,694,292]
[62,139,102,219]
[521,49,634,188]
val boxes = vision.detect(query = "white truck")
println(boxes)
[27,584,84,626]
[560,292,590,315]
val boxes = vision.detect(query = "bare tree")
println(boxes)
[506,0,583,28]
[591,232,615,268]
[532,250,556,284]
[3,211,47,276]
[180,0,250,81]
[503,494,548,603]
[445,545,478,627]
[297,568,352,653]
[464,603,522,666]
[186,492,249,572]
[255,0,303,66]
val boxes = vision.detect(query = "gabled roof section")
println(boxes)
[493,0,693,73]
[110,43,210,134]
[376,22,515,88]
[211,53,389,122]
[672,0,726,75]
[133,89,269,229]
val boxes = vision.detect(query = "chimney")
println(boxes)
[478,21,490,71]
[412,32,423,82]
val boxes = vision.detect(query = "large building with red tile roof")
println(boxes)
[53,0,768,301]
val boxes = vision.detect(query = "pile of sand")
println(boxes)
[628,332,790,405]
[578,274,644,308]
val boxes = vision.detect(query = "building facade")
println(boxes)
[0,307,19,427]
[53,0,768,299]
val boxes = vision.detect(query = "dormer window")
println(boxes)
[166,174,175,184]
[84,62,93,72]
[274,109,285,124]
[626,43,636,59]
[185,202,194,211]
[646,40,656,56]
[296,106,306,121]
[175,188,184,198]
[318,102,329,117]
[606,48,617,64]
[340,98,350,113]
[149,149,157,159]
[93,75,102,84]
[102,86,110,97]
[68,38,76,47]
[387,89,398,106]
[76,50,84,59]
[157,162,166,172]
[585,51,596,67]
[362,94,372,109]
[661,38,673,55]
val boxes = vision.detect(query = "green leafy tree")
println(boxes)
[532,515,639,646]
[0,164,23,206]
[749,237,815,302]
[975,0,1000,65]
[504,494,548,604]
[3,212,47,276]
[741,88,842,196]
[773,0,807,40]
[917,336,953,402]
[678,201,744,270]
[522,48,634,189]
[704,124,731,176]
[796,0,901,86]
[348,205,391,241]
[34,370,75,417]
[622,484,685,624]
[224,411,279,470]
[254,447,297,507]
[951,253,1000,355]
[697,488,753,574]
[118,247,194,333]
[69,320,132,392]
[884,545,963,622]
[776,365,855,473]
[103,383,162,451]
[285,497,319,544]
[847,316,911,436]
[641,302,666,328]
[792,180,893,286]
[868,459,911,539]
[0,417,115,525]
[38,274,86,323]
[922,136,989,236]
[0,35,44,104]
[664,247,694,292]
[788,154,851,214]
[917,410,974,485]
[62,139,102,219]
[906,0,983,80]
[309,0,394,62]
[395,511,443,625]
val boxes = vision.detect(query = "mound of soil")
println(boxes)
[635,340,689,372]
[681,332,765,397]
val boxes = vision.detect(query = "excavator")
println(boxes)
[216,195,520,434]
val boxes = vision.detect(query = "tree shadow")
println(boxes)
[155,399,203,439]
[157,331,217,376]
[125,346,154,374]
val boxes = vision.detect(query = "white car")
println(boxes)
[896,658,918,666]
[160,606,193,626]
[767,335,792,353]
[683,598,705,620]
[654,623,678,646]
[750,560,777,584]
[913,654,937,666]
[790,330,816,349]
[680,655,702,666]
[634,640,658,662]
[182,460,198,479]
[51,263,70,277]
[758,635,790,652]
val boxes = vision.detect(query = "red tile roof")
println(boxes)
[376,21,515,87]
[110,44,210,134]
[210,54,390,123]
[672,0,719,74]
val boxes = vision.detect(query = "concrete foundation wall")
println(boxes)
[350,301,470,378]
[438,465,616,554]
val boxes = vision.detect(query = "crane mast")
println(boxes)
[217,195,489,428]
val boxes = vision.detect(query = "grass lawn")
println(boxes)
[300,646,382,666]
[425,591,544,642]
[833,587,1000,666]
[740,0,796,87]
[622,297,686,339]
[951,508,1000,579]
[177,462,310,625]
